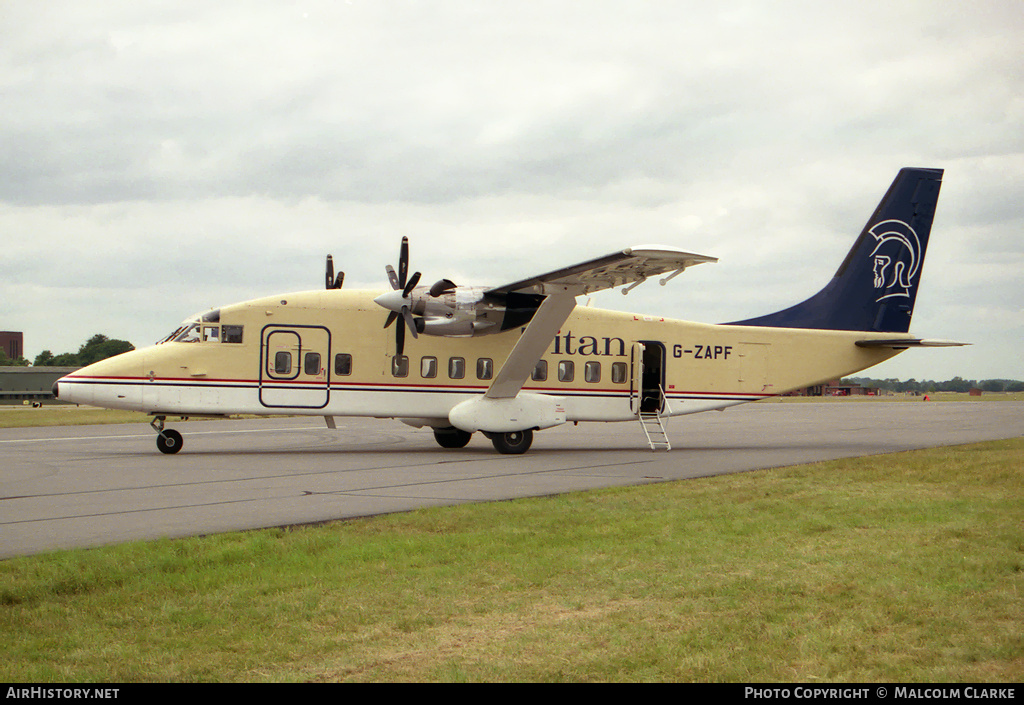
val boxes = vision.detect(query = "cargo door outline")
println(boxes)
[259,325,331,409]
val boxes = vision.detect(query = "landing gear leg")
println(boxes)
[151,416,183,455]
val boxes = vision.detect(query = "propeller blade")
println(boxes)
[395,320,405,357]
[325,255,335,290]
[384,310,398,329]
[386,264,400,290]
[398,236,409,289]
[429,278,457,297]
[402,271,421,298]
[401,305,419,339]
[333,271,344,289]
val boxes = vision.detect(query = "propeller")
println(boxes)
[375,238,465,353]
[325,255,344,290]
[381,237,422,356]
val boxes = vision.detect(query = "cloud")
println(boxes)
[1,1,1022,381]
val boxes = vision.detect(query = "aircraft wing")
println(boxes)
[483,246,715,400]
[485,245,717,297]
[485,292,577,399]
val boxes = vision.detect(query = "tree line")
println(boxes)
[0,334,135,368]
[845,376,1024,393]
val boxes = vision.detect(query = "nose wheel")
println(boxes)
[151,416,184,454]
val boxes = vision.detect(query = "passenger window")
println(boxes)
[304,352,321,376]
[392,355,409,377]
[334,353,352,376]
[421,356,437,378]
[274,351,292,375]
[557,360,574,382]
[448,357,465,379]
[532,359,548,382]
[611,362,627,384]
[222,325,243,344]
[585,361,601,383]
[477,358,493,380]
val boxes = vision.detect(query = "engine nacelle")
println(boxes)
[375,286,543,338]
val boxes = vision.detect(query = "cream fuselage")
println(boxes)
[58,289,900,426]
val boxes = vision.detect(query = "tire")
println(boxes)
[490,429,533,455]
[433,427,472,449]
[157,429,183,454]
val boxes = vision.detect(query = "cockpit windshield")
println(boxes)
[156,309,237,345]
[174,322,202,343]
[157,321,200,344]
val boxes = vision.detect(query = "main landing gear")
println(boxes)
[488,429,533,454]
[433,427,473,449]
[431,427,535,454]
[151,416,183,454]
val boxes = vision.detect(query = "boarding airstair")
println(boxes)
[637,384,671,451]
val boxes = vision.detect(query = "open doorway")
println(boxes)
[630,340,666,414]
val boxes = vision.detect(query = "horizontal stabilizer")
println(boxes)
[855,338,969,349]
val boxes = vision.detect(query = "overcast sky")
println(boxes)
[2,1,1021,381]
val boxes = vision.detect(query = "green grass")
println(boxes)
[1,439,1022,682]
[0,406,153,427]
[0,407,291,428]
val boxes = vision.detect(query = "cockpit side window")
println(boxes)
[222,325,244,343]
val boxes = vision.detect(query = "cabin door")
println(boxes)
[259,325,331,409]
[630,340,666,414]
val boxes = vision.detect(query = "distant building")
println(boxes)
[0,367,79,404]
[0,331,23,360]
[787,379,880,397]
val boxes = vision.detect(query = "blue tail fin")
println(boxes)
[729,167,943,333]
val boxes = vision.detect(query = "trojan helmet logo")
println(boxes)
[868,219,920,302]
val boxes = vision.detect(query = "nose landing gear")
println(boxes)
[151,416,183,454]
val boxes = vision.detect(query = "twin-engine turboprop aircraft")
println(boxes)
[55,168,962,454]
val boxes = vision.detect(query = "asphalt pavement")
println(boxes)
[2,401,1022,558]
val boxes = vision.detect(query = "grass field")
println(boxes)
[0,405,153,428]
[1,437,1021,682]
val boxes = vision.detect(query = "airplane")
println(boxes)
[54,167,964,455]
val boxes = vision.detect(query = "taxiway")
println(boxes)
[2,401,1022,558]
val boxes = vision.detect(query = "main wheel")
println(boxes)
[433,427,472,449]
[157,429,183,454]
[490,429,533,455]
